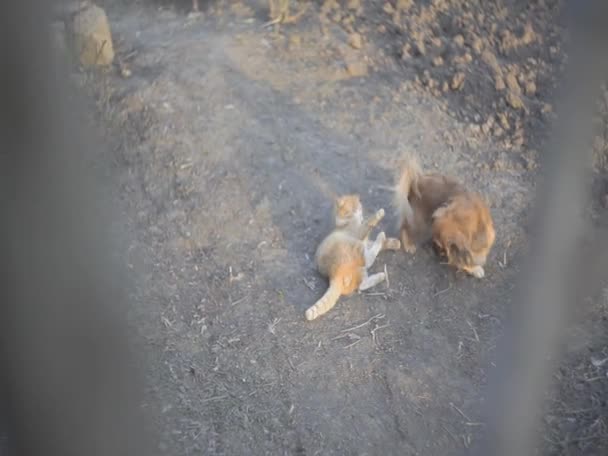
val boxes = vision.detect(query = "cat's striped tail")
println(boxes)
[305,280,342,321]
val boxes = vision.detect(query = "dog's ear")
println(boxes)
[471,229,487,251]
[446,232,474,267]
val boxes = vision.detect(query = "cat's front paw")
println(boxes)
[375,208,385,220]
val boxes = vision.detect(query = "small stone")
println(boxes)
[453,34,465,47]
[70,2,115,67]
[472,38,484,54]
[525,81,537,96]
[498,113,510,130]
[346,61,368,77]
[451,72,465,90]
[347,0,361,10]
[383,2,395,14]
[432,56,444,67]
[401,43,412,59]
[430,37,442,48]
[414,40,426,56]
[495,75,506,91]
[119,63,132,78]
[348,32,363,49]
[521,23,536,45]
[506,92,524,110]
[505,72,522,94]
[342,17,355,29]
[396,0,413,10]
[482,117,494,134]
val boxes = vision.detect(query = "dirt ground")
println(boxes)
[70,0,607,454]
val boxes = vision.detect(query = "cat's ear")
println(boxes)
[335,197,345,209]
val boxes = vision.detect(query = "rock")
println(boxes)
[346,60,368,77]
[525,81,537,96]
[495,75,506,91]
[432,56,444,67]
[396,0,413,10]
[430,37,442,48]
[348,32,363,49]
[481,50,501,73]
[521,23,536,45]
[401,43,412,59]
[481,117,494,134]
[451,72,465,91]
[453,34,465,47]
[505,72,522,94]
[347,0,361,10]
[414,39,426,56]
[69,2,114,67]
[506,91,524,110]
[472,37,484,55]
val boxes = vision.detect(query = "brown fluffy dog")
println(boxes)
[393,156,495,278]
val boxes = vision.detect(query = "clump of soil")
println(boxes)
[318,0,564,152]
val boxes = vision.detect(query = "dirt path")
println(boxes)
[88,2,606,455]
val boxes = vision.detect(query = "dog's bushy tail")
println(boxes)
[393,154,423,228]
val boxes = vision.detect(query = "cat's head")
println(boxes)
[334,194,363,227]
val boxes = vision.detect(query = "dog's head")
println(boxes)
[431,193,495,269]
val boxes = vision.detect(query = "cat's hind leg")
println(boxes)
[364,232,386,268]
[358,271,386,291]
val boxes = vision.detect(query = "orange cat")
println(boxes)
[305,195,400,321]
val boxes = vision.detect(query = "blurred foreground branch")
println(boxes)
[472,2,608,455]
[0,2,151,455]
